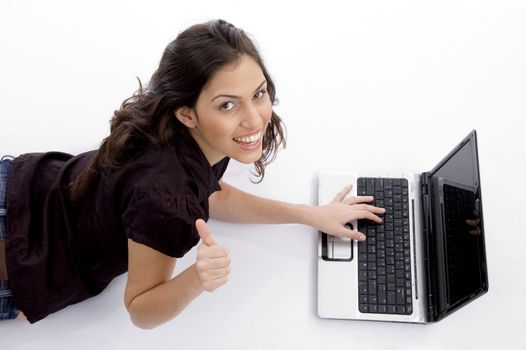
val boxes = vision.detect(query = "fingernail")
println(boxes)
[359,234,366,241]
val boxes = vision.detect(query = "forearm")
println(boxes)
[210,181,315,226]
[127,264,203,329]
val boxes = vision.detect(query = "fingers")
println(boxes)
[341,228,367,241]
[345,195,374,205]
[195,222,231,292]
[356,209,383,223]
[351,203,385,214]
[332,184,353,203]
[196,219,217,246]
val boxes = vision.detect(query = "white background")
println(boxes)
[1,0,525,349]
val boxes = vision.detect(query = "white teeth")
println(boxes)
[233,132,261,144]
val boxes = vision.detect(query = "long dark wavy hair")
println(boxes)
[69,19,286,202]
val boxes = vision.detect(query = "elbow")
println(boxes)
[126,306,160,330]
[125,298,156,330]
[125,298,180,330]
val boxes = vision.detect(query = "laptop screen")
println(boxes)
[427,131,488,321]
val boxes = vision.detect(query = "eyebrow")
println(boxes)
[210,80,267,103]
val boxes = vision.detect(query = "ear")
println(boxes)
[174,106,197,128]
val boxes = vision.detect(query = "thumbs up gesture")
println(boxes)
[195,219,231,292]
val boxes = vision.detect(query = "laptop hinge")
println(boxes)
[420,172,436,322]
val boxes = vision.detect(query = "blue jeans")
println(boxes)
[0,155,19,320]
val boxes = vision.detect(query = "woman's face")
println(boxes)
[179,54,273,165]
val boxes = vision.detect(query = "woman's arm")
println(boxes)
[124,221,230,329]
[209,180,312,225]
[124,239,202,329]
[209,180,385,241]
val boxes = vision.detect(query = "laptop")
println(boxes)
[317,130,488,323]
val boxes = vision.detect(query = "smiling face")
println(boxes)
[175,54,273,166]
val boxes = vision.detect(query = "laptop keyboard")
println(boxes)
[357,177,413,315]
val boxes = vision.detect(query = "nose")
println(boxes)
[240,103,263,129]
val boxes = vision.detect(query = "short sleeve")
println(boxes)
[121,184,204,258]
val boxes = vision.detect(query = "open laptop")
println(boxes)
[317,130,488,323]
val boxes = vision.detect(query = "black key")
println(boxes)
[369,305,378,313]
[359,304,369,313]
[357,178,366,187]
[396,306,406,314]
[359,270,367,281]
[359,282,368,294]
[378,285,387,304]
[378,305,387,313]
[359,295,368,303]
[368,281,377,294]
[387,291,395,304]
[366,178,375,195]
[358,240,367,253]
[396,287,405,304]
[374,178,384,191]
[387,305,397,314]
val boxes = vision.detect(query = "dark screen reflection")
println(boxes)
[429,133,487,314]
[442,183,482,305]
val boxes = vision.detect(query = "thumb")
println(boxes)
[196,219,217,246]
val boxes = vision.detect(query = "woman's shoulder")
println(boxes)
[115,144,192,196]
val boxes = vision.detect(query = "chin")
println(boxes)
[231,150,263,164]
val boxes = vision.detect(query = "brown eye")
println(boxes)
[254,90,267,100]
[220,102,236,111]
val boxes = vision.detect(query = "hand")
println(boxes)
[312,184,385,241]
[195,219,231,292]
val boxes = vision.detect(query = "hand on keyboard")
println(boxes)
[312,184,385,241]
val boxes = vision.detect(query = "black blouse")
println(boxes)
[5,128,230,323]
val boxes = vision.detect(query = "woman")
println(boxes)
[0,19,384,328]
